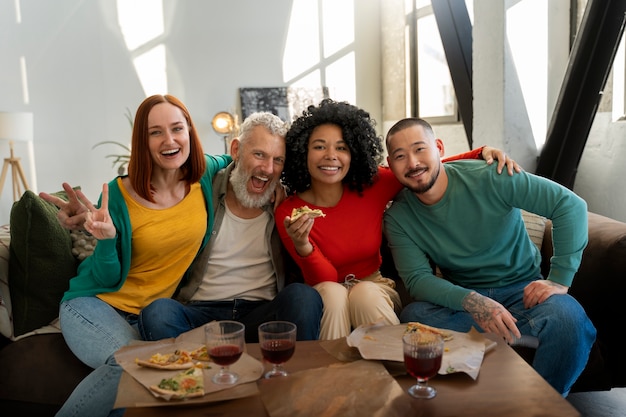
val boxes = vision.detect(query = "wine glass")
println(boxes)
[258,321,297,378]
[205,320,245,385]
[402,331,444,399]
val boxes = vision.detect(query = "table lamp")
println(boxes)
[0,112,33,201]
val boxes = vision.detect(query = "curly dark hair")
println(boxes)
[281,98,384,195]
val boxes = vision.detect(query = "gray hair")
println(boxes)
[238,112,288,144]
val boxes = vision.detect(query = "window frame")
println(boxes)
[406,1,460,124]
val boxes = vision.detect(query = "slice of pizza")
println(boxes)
[290,205,326,223]
[136,349,195,370]
[189,345,210,362]
[149,366,205,399]
[405,321,454,341]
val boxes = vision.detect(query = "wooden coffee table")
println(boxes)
[123,333,580,416]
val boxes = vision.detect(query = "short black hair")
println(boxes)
[384,117,434,152]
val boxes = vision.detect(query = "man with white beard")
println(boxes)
[139,112,323,342]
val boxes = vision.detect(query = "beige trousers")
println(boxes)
[313,271,402,340]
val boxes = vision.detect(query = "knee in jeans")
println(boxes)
[139,298,180,335]
[282,283,308,298]
[548,298,589,325]
[142,298,176,317]
[283,283,322,305]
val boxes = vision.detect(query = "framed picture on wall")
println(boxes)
[239,87,329,122]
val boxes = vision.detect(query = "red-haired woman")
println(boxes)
[41,94,231,417]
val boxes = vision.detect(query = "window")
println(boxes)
[405,0,462,123]
[282,0,356,104]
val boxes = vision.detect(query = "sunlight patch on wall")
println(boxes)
[117,0,164,50]
[290,70,322,87]
[612,34,625,121]
[13,0,29,105]
[283,0,356,104]
[14,0,22,23]
[325,52,355,103]
[283,0,320,81]
[20,56,29,104]
[507,1,548,149]
[133,45,167,96]
[322,0,354,58]
[117,0,167,95]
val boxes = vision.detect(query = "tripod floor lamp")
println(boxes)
[0,112,33,201]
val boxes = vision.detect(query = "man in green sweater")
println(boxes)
[383,117,596,397]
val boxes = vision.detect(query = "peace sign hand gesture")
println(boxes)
[40,182,116,240]
[83,183,116,240]
[39,182,90,231]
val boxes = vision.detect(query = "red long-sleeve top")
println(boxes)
[275,148,484,286]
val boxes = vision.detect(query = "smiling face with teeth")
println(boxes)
[306,123,351,190]
[147,102,191,172]
[229,125,286,208]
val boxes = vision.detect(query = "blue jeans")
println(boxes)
[56,297,139,417]
[399,279,596,396]
[139,283,323,342]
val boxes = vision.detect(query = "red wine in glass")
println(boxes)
[402,332,445,399]
[404,354,442,380]
[258,321,297,378]
[205,320,245,385]
[260,339,295,364]
[209,344,243,366]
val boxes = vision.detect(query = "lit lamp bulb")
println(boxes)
[213,117,231,132]
[211,112,235,134]
[211,112,238,153]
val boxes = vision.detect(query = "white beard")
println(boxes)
[229,163,277,208]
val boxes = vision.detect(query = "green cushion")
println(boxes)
[8,190,78,337]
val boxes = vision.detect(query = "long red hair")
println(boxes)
[127,94,206,202]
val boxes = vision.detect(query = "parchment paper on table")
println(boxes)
[114,325,264,401]
[346,322,495,380]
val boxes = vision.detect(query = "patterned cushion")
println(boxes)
[521,210,547,251]
[0,224,13,338]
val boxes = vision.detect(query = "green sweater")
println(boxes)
[61,154,232,303]
[383,160,588,311]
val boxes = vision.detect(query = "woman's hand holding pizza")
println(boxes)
[283,206,326,257]
[283,214,315,257]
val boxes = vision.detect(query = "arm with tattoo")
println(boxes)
[462,292,521,344]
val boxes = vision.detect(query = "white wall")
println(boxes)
[1,0,624,225]
[0,0,382,224]
[575,113,626,220]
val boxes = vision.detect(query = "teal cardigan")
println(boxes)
[61,154,232,303]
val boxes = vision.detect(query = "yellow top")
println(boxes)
[98,180,207,314]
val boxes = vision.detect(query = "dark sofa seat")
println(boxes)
[0,333,91,416]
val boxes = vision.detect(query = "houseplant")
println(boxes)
[93,107,132,175]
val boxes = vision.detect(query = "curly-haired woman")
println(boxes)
[275,98,519,340]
